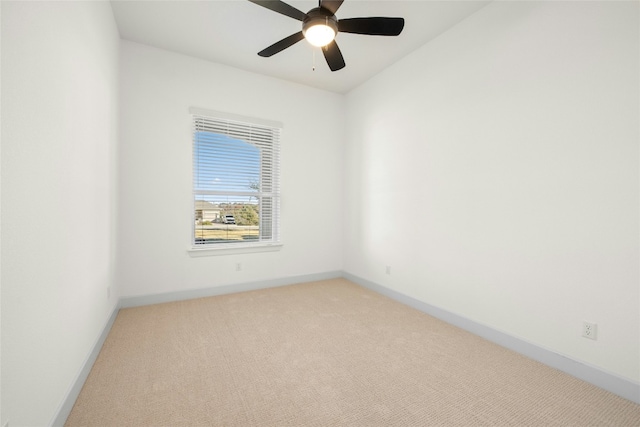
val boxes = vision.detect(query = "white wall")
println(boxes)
[1,2,120,425]
[117,41,344,298]
[1,2,636,423]
[344,1,639,383]
[0,3,3,424]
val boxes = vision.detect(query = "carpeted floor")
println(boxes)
[66,278,640,426]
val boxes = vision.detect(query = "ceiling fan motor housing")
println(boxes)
[249,0,405,71]
[302,7,338,39]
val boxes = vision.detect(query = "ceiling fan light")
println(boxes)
[303,24,336,47]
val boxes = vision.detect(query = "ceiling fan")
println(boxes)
[248,0,405,71]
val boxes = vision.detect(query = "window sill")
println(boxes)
[187,243,283,257]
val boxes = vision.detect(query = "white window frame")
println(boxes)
[189,108,282,254]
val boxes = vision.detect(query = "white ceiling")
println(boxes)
[110,0,491,94]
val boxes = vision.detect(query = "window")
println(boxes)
[191,108,281,249]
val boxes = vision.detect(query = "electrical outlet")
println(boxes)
[236,263,242,272]
[385,265,391,275]
[582,321,597,340]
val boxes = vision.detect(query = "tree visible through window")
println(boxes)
[191,110,281,247]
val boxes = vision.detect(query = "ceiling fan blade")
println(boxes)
[322,40,346,71]
[248,0,307,21]
[258,31,305,57]
[338,17,405,36]
[320,0,344,15]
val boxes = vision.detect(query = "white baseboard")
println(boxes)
[343,272,640,405]
[119,271,343,308]
[50,302,120,427]
[52,270,639,426]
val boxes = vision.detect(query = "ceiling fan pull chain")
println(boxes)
[312,48,316,71]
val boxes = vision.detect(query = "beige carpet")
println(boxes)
[66,278,640,426]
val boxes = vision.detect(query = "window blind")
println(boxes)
[192,112,281,247]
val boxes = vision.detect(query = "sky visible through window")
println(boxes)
[194,131,260,205]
